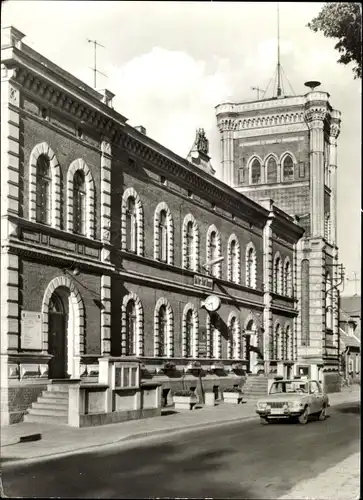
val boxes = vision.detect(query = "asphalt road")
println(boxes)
[1,401,360,499]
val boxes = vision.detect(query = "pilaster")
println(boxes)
[260,201,274,362]
[218,122,234,186]
[101,139,112,262]
[100,275,111,355]
[329,112,341,246]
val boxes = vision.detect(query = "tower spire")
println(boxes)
[277,2,282,97]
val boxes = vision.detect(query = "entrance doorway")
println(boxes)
[48,288,69,379]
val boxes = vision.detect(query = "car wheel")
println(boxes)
[318,406,327,421]
[298,407,309,425]
[260,417,269,425]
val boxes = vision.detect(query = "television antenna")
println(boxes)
[87,39,107,89]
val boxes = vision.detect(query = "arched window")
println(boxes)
[274,255,282,294]
[158,305,168,356]
[251,158,262,184]
[185,221,194,270]
[206,225,221,278]
[282,325,291,361]
[185,309,194,358]
[228,316,240,359]
[228,235,240,283]
[266,157,277,183]
[73,170,86,235]
[154,203,174,265]
[282,155,294,181]
[208,313,221,359]
[284,260,292,297]
[126,197,137,252]
[246,244,257,289]
[126,300,137,356]
[274,324,281,360]
[159,210,168,263]
[36,155,51,225]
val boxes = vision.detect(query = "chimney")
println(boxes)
[99,89,115,108]
[135,125,146,135]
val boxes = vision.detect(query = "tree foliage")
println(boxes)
[307,3,362,79]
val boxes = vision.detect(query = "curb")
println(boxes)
[1,414,258,468]
[1,397,359,468]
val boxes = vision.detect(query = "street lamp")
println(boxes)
[202,256,224,274]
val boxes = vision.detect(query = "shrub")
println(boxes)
[173,390,196,397]
[223,387,242,393]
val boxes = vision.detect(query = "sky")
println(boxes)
[2,1,361,296]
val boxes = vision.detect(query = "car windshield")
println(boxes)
[269,381,308,394]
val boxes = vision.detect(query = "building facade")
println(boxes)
[339,295,361,383]
[1,26,306,425]
[216,86,342,392]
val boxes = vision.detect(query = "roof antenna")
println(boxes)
[277,2,282,97]
[87,39,108,89]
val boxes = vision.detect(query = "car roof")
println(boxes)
[272,378,315,383]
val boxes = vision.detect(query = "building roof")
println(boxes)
[339,328,361,349]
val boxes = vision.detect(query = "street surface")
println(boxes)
[1,401,360,499]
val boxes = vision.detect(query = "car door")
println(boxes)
[310,381,323,412]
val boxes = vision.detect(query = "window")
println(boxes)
[251,158,261,184]
[159,210,168,262]
[246,244,257,288]
[206,225,221,278]
[229,317,239,359]
[185,221,194,270]
[299,161,305,178]
[73,170,86,235]
[185,309,193,358]
[282,155,294,181]
[126,197,137,252]
[67,159,95,239]
[126,300,137,356]
[238,168,245,185]
[228,235,240,283]
[154,203,174,265]
[324,213,331,242]
[209,313,220,359]
[266,157,277,183]
[282,325,290,360]
[36,155,51,225]
[230,240,238,282]
[284,260,292,297]
[158,305,167,356]
[274,255,282,294]
[274,324,281,360]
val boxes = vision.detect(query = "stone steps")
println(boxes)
[242,376,269,401]
[24,383,70,425]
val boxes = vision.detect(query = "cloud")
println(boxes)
[107,48,232,157]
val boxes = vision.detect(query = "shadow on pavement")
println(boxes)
[335,404,360,415]
[2,441,254,499]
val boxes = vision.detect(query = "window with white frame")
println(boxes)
[274,254,282,294]
[126,197,137,252]
[228,315,241,359]
[36,154,52,225]
[208,313,221,359]
[73,170,86,235]
[274,323,281,360]
[67,159,95,238]
[282,325,290,360]
[121,188,144,256]
[228,235,241,283]
[282,155,294,181]
[266,156,278,183]
[182,303,199,358]
[154,203,174,265]
[206,225,221,278]
[245,243,257,288]
[125,300,137,356]
[154,298,174,357]
[121,292,144,357]
[182,215,199,271]
[251,158,262,184]
[284,259,292,297]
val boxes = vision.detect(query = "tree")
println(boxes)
[307,3,362,79]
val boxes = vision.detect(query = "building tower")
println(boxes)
[215,10,342,390]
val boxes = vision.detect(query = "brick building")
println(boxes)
[1,26,306,425]
[216,83,342,392]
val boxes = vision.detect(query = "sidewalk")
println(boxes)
[278,451,360,500]
[1,387,360,466]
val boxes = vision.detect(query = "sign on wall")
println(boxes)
[21,311,42,350]
[194,275,213,290]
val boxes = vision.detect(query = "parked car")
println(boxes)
[256,378,330,425]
